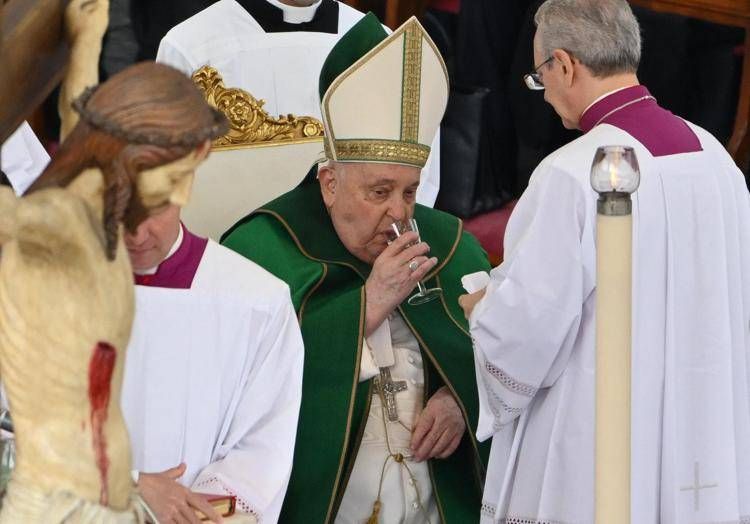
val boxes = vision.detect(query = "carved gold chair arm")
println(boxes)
[191,65,325,150]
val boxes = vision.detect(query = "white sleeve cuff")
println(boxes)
[360,316,396,382]
[359,337,379,382]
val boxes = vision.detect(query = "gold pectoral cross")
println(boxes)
[373,367,408,422]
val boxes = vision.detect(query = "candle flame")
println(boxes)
[609,162,619,190]
[608,150,622,191]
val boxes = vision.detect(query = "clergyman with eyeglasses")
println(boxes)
[459,1,750,523]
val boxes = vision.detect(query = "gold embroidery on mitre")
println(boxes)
[401,22,422,144]
[324,138,334,162]
[332,139,430,167]
[191,65,324,149]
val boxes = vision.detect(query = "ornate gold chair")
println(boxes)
[184,66,325,240]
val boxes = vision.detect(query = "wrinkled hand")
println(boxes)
[458,289,486,320]
[138,463,223,524]
[410,386,465,462]
[364,231,437,336]
[65,0,109,42]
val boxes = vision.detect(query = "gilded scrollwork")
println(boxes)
[191,65,325,148]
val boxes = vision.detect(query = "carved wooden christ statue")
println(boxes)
[0,62,226,522]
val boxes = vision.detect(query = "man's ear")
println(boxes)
[318,164,338,208]
[553,48,576,88]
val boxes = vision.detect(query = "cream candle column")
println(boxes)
[590,146,640,524]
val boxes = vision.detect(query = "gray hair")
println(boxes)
[318,159,346,173]
[535,0,642,77]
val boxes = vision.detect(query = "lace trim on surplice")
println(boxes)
[194,475,261,522]
[501,517,573,524]
[479,370,524,431]
[481,501,497,518]
[485,361,538,397]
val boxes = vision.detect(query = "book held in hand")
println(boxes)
[194,493,236,521]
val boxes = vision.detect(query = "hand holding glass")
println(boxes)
[390,218,442,305]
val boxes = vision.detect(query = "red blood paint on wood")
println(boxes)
[88,341,116,507]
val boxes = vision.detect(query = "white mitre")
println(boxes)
[319,13,448,169]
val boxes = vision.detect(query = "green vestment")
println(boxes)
[222,181,491,523]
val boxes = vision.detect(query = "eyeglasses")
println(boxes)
[524,56,554,91]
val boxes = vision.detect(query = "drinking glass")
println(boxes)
[391,218,442,305]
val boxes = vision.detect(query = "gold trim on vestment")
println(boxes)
[324,286,366,523]
[436,274,472,339]
[191,66,325,149]
[322,21,415,149]
[401,22,422,143]
[298,263,328,324]
[422,360,449,524]
[330,139,430,167]
[253,209,365,280]
[424,217,463,282]
[433,268,489,494]
[253,209,368,523]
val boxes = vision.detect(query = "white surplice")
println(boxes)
[470,123,750,523]
[121,240,304,523]
[1,122,49,195]
[155,0,441,206]
[336,312,438,524]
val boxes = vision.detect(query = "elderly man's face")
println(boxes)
[319,162,420,264]
[533,31,578,129]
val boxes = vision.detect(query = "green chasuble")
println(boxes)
[222,181,491,523]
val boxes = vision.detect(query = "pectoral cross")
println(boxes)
[373,367,407,422]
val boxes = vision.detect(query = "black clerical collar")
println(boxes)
[236,0,339,34]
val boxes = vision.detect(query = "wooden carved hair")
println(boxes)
[27,62,228,259]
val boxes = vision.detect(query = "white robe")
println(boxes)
[121,240,304,523]
[155,0,441,207]
[1,122,48,195]
[470,123,750,523]
[336,312,438,524]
